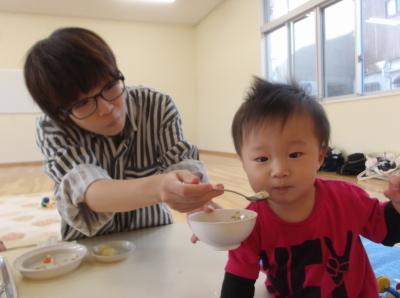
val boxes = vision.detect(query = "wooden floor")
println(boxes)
[0,152,388,223]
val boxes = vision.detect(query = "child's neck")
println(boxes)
[269,193,316,223]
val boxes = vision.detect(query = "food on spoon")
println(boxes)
[254,190,269,199]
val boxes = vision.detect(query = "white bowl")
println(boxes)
[13,243,87,280]
[188,209,257,251]
[91,240,135,263]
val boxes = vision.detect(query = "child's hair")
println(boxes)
[232,77,330,155]
[24,27,120,124]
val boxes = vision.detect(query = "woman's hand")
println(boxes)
[159,170,224,213]
[384,175,400,213]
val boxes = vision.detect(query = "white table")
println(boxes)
[1,224,268,298]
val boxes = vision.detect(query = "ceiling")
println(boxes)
[0,0,225,25]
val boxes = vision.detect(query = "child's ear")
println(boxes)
[317,147,327,168]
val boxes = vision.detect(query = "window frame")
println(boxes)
[261,0,400,102]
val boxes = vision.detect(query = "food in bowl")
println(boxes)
[230,211,246,221]
[13,243,87,280]
[95,244,117,257]
[91,240,135,263]
[34,254,56,270]
[188,209,257,251]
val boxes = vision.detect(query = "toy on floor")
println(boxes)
[377,276,400,298]
[40,196,56,208]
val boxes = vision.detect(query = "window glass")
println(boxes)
[266,26,289,82]
[266,0,309,21]
[265,0,288,21]
[363,0,400,93]
[262,0,400,100]
[323,0,355,97]
[293,12,317,96]
[289,0,310,10]
[386,0,397,17]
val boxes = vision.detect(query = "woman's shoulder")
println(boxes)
[125,85,176,114]
[126,85,171,101]
[37,114,63,131]
[36,114,84,143]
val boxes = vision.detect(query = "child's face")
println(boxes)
[69,78,127,136]
[240,113,325,208]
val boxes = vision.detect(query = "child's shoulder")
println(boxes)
[315,177,368,198]
[316,177,359,188]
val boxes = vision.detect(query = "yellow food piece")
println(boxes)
[97,245,116,256]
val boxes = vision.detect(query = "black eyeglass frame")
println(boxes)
[61,74,126,120]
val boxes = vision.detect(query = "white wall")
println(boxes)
[324,94,400,154]
[195,0,262,152]
[2,0,400,164]
[0,12,196,163]
[195,0,400,156]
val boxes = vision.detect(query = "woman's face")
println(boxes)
[68,78,127,136]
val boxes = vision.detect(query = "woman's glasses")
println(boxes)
[64,75,126,120]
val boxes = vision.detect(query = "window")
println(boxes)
[323,0,355,97]
[265,26,288,83]
[262,0,400,101]
[386,0,400,17]
[363,0,400,92]
[264,0,311,21]
[293,12,317,96]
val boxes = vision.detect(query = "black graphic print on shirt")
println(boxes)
[261,231,353,298]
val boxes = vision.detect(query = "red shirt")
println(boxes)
[225,179,389,297]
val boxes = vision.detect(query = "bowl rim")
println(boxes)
[13,243,87,273]
[187,208,257,225]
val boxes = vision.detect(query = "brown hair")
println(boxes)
[24,27,119,124]
[232,77,330,156]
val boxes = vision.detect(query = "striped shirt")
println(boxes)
[36,86,207,240]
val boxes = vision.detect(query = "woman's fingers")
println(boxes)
[160,171,224,212]
[384,175,400,200]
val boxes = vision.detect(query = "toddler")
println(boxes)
[220,78,400,298]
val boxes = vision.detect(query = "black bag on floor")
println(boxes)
[337,153,366,176]
[320,147,344,172]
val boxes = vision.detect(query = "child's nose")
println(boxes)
[271,160,289,178]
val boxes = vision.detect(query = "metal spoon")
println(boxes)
[223,189,269,202]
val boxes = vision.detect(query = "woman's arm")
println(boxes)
[85,170,223,212]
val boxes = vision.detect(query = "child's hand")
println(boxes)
[188,200,222,244]
[384,175,400,213]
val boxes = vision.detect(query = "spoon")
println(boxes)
[223,189,269,202]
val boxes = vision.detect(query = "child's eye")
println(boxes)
[255,156,269,162]
[289,152,303,158]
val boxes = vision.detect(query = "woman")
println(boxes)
[24,27,222,240]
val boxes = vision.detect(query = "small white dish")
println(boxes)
[91,240,135,263]
[13,243,87,280]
